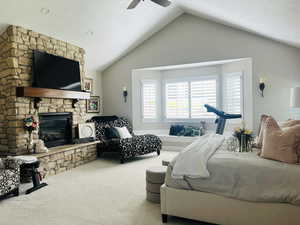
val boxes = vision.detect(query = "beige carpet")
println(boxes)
[0,151,206,225]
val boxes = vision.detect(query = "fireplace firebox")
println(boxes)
[39,112,73,148]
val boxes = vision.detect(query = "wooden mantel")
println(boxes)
[16,87,90,108]
[16,87,90,99]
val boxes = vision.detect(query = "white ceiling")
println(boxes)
[0,0,299,72]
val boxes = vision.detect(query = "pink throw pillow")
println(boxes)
[254,114,269,149]
[260,117,300,164]
[281,119,300,128]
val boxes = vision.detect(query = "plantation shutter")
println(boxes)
[142,82,157,119]
[223,73,243,114]
[191,79,217,118]
[165,82,189,119]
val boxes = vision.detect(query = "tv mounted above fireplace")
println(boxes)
[33,50,82,91]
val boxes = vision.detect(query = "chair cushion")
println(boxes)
[104,127,120,139]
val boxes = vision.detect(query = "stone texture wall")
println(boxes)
[0,25,87,156]
[37,143,98,177]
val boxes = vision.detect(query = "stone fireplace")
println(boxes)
[39,112,73,148]
[0,25,99,177]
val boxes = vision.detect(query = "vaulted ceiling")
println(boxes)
[0,0,299,72]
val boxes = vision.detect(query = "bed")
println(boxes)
[160,139,300,225]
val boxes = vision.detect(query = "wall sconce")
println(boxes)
[259,77,266,97]
[123,86,128,103]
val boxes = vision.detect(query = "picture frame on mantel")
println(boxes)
[87,96,100,113]
[84,78,93,93]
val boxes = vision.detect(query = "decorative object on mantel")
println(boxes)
[84,78,93,93]
[87,96,100,113]
[123,86,128,103]
[233,121,254,152]
[290,87,300,119]
[24,116,38,153]
[258,77,266,97]
[77,122,96,143]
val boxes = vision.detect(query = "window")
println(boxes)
[165,78,218,120]
[165,82,189,119]
[142,81,157,119]
[223,73,243,114]
[140,72,243,122]
[191,79,217,118]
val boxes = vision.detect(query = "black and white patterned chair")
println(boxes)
[88,116,162,163]
[0,157,22,198]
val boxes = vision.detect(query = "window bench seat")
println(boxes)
[134,130,198,151]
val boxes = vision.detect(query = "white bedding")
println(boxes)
[171,134,225,179]
[166,138,300,206]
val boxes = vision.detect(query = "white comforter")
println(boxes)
[171,134,225,179]
[167,136,300,206]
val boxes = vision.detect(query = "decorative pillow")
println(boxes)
[281,119,300,128]
[104,127,120,139]
[0,158,5,169]
[169,125,200,137]
[115,127,132,139]
[253,114,269,149]
[260,117,300,164]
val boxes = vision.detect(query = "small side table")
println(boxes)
[16,156,48,195]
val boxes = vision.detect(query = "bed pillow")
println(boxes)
[115,127,132,139]
[253,114,269,148]
[281,119,300,128]
[260,117,299,164]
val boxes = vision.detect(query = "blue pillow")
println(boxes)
[104,127,120,139]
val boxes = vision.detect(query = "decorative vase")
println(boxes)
[238,134,252,152]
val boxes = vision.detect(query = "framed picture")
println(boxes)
[84,78,93,93]
[87,96,100,113]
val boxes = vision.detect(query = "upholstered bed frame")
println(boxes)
[160,184,300,225]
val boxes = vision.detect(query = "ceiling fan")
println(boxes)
[127,0,171,9]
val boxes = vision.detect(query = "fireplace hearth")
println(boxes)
[39,112,73,148]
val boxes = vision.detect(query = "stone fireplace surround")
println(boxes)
[0,25,99,177]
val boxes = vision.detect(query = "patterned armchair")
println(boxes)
[0,157,22,198]
[88,116,162,163]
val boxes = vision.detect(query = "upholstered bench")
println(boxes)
[146,166,167,203]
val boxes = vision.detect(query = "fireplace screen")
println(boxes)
[39,112,73,148]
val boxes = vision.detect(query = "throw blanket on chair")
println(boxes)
[171,134,225,179]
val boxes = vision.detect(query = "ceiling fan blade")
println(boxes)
[127,0,142,9]
[150,0,171,7]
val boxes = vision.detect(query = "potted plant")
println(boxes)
[233,122,253,152]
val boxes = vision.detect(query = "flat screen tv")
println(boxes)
[33,50,82,91]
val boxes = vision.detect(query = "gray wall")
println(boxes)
[102,13,300,130]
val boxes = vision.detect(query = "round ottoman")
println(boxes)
[146,166,167,203]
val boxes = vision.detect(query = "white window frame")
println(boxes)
[222,72,244,120]
[140,79,160,123]
[138,73,245,124]
[162,75,221,122]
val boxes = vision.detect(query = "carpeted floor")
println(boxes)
[0,151,207,225]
